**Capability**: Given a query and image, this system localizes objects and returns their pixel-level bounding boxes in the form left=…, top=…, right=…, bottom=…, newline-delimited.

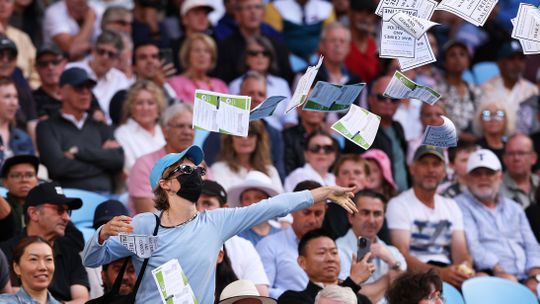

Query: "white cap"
left=466, top=149, right=502, bottom=173
left=180, top=0, right=214, bottom=16
left=219, top=280, right=277, bottom=304
left=227, top=171, right=281, bottom=207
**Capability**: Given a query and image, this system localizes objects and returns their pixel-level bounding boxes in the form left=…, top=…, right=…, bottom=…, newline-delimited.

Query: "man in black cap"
left=0, top=182, right=90, bottom=303
left=32, top=45, right=68, bottom=119
left=36, top=67, right=124, bottom=194
left=0, top=154, right=39, bottom=241
left=481, top=40, right=538, bottom=133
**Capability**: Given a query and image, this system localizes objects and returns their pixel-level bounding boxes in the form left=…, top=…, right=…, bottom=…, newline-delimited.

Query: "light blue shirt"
left=256, top=226, right=307, bottom=299
left=0, top=287, right=61, bottom=304
left=337, top=229, right=406, bottom=283
left=83, top=191, right=313, bottom=304
left=454, top=191, right=540, bottom=279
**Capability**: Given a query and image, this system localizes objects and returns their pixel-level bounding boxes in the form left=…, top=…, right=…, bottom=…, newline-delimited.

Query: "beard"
left=470, top=185, right=499, bottom=202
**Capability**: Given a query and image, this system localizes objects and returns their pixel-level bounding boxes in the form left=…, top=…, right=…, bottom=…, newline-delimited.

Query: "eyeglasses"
left=374, top=94, right=400, bottom=103
left=167, top=123, right=192, bottom=130
left=505, top=151, right=532, bottom=158
left=481, top=110, right=505, bottom=121
left=424, top=290, right=445, bottom=303
left=96, top=47, right=118, bottom=59
left=110, top=19, right=131, bottom=26
left=7, top=172, right=36, bottom=180
left=36, top=59, right=63, bottom=68
left=165, top=165, right=206, bottom=179
left=0, top=50, right=16, bottom=61
left=307, top=144, right=336, bottom=154
left=40, top=203, right=71, bottom=216
left=247, top=50, right=270, bottom=57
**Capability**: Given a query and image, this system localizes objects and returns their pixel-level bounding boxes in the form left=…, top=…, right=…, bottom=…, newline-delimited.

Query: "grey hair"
left=101, top=6, right=132, bottom=28
left=96, top=30, right=124, bottom=52
left=240, top=70, right=266, bottom=92
left=314, top=285, right=357, bottom=304
left=472, top=98, right=516, bottom=137
left=160, top=103, right=193, bottom=127
left=320, top=22, right=351, bottom=43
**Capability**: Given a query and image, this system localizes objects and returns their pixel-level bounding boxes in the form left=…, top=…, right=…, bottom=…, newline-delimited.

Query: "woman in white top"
left=211, top=120, right=283, bottom=191
left=114, top=80, right=166, bottom=174
left=284, top=130, right=337, bottom=191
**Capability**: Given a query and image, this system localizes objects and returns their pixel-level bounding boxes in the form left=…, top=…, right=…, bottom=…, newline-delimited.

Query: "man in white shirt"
left=386, top=145, right=474, bottom=288
left=337, top=189, right=406, bottom=304
left=67, top=30, right=132, bottom=123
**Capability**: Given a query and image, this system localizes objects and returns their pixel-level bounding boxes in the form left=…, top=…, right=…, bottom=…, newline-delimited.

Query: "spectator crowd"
left=0, top=0, right=539, bottom=302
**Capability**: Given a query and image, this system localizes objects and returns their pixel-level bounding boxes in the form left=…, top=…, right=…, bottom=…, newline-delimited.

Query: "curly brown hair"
left=218, top=120, right=272, bottom=175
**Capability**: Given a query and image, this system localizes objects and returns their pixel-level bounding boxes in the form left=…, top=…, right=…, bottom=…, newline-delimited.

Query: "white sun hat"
left=227, top=171, right=282, bottom=207
left=218, top=280, right=277, bottom=304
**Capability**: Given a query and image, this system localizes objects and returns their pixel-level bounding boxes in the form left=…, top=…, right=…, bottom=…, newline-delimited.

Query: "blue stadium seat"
left=472, top=61, right=500, bottom=85
left=64, top=188, right=108, bottom=229
left=0, top=186, right=7, bottom=197
left=462, top=277, right=538, bottom=304
left=462, top=69, right=475, bottom=85
left=79, top=226, right=97, bottom=243
left=443, top=282, right=464, bottom=304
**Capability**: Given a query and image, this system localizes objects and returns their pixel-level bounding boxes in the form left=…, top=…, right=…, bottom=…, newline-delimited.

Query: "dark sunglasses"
left=481, top=110, right=505, bottom=121
left=41, top=203, right=72, bottom=216
left=307, top=144, right=336, bottom=154
left=96, top=47, right=118, bottom=59
left=166, top=165, right=206, bottom=179
left=247, top=50, right=270, bottom=57
left=374, top=94, right=400, bottom=103
left=36, top=59, right=63, bottom=68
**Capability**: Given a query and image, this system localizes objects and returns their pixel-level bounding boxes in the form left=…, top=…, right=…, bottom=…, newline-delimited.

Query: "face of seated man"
left=298, top=235, right=341, bottom=284
left=101, top=258, right=136, bottom=295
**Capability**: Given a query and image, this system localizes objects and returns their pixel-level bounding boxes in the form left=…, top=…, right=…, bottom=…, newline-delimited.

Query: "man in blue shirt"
left=455, top=149, right=540, bottom=293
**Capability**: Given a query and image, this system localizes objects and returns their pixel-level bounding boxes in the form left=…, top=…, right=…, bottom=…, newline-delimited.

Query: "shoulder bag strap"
left=109, top=258, right=130, bottom=294
left=131, top=214, right=160, bottom=298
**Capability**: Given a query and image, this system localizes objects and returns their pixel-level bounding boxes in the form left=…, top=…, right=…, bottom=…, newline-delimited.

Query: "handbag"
left=86, top=214, right=160, bottom=304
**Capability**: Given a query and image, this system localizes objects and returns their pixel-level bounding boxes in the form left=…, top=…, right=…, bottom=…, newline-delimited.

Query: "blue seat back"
left=462, top=277, right=537, bottom=304
left=64, top=188, right=108, bottom=228
left=472, top=61, right=500, bottom=85
left=0, top=186, right=7, bottom=197
left=443, top=282, right=464, bottom=304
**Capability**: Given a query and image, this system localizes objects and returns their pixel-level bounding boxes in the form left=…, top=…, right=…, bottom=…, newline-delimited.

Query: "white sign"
left=422, top=116, right=458, bottom=147
left=286, top=56, right=324, bottom=112
left=331, top=105, right=381, bottom=150
left=119, top=234, right=159, bottom=259
left=436, top=0, right=498, bottom=27
left=152, top=259, right=197, bottom=304
left=384, top=71, right=441, bottom=105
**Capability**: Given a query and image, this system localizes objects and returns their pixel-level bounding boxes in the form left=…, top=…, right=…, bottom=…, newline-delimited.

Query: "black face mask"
left=176, top=171, right=203, bottom=202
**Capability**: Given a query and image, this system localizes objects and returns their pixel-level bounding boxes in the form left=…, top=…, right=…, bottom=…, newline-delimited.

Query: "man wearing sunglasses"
left=36, top=67, right=125, bottom=194
left=66, top=30, right=132, bottom=124
left=0, top=182, right=90, bottom=303
left=343, top=75, right=409, bottom=193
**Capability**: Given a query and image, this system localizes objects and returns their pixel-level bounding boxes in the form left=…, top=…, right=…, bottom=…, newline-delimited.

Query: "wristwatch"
left=391, top=261, right=402, bottom=271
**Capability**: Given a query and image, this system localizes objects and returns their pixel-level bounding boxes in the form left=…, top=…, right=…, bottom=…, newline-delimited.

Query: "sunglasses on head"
left=374, top=94, right=400, bottom=103
left=166, top=165, right=206, bottom=179
left=246, top=50, right=270, bottom=57
left=41, top=203, right=71, bottom=216
left=481, top=110, right=505, bottom=121
left=307, top=144, right=336, bottom=154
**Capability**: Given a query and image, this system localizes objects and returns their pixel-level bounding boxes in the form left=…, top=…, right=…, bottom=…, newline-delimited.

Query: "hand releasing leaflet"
left=286, top=56, right=324, bottom=112
left=119, top=234, right=158, bottom=259
left=511, top=18, right=540, bottom=54
left=303, top=81, right=365, bottom=112
left=384, top=71, right=441, bottom=105
left=250, top=96, right=287, bottom=120
left=152, top=259, right=197, bottom=304
left=421, top=115, right=457, bottom=147
left=390, top=12, right=438, bottom=39
left=193, top=90, right=251, bottom=137
left=435, top=0, right=498, bottom=27
left=331, top=105, right=381, bottom=150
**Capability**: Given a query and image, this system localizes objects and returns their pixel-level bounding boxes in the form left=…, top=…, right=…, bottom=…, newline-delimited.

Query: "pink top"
left=127, top=147, right=167, bottom=215
left=168, top=75, right=229, bottom=104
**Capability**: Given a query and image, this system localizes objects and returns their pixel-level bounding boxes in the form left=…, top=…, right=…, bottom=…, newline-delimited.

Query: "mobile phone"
left=357, top=237, right=371, bottom=262
left=159, top=48, right=174, bottom=65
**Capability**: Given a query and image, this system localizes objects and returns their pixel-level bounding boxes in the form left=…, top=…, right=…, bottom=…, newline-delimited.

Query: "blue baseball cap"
left=149, top=145, right=204, bottom=189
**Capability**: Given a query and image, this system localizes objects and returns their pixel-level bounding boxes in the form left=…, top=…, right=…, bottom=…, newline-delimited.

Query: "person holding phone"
left=83, top=145, right=359, bottom=304
left=336, top=190, right=406, bottom=304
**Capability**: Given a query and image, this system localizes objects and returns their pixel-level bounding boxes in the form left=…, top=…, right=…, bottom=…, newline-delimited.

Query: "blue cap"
left=149, top=145, right=204, bottom=189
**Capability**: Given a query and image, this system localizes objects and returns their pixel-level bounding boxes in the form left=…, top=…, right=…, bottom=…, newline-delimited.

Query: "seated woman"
left=0, top=236, right=60, bottom=304
left=284, top=130, right=338, bottom=192
left=0, top=78, right=34, bottom=164
left=114, top=80, right=167, bottom=174
left=228, top=36, right=294, bottom=131
left=82, top=145, right=358, bottom=303
left=211, top=120, right=282, bottom=191
left=168, top=33, right=228, bottom=104
left=473, top=99, right=515, bottom=167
